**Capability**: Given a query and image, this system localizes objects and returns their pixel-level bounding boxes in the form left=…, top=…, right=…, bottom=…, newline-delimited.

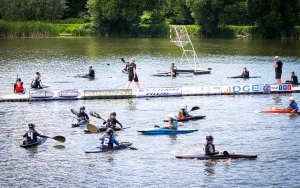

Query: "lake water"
left=0, top=37, right=300, bottom=187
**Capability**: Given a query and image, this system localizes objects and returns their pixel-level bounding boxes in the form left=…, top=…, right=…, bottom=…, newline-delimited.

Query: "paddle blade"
left=52, top=136, right=65, bottom=143
left=89, top=111, right=102, bottom=119
left=190, top=106, right=200, bottom=111
left=121, top=58, right=125, bottom=63
left=70, top=109, right=78, bottom=115
left=87, top=124, right=99, bottom=133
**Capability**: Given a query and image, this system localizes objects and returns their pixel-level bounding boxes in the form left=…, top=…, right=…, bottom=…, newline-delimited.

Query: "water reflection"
left=204, top=160, right=216, bottom=176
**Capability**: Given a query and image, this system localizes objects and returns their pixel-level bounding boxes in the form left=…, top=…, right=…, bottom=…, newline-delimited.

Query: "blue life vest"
left=101, top=135, right=113, bottom=149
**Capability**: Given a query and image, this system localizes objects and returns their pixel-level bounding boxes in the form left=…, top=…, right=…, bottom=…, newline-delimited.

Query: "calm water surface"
left=0, top=38, right=300, bottom=187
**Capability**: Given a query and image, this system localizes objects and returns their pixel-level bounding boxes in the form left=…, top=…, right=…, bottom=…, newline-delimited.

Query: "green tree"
left=0, top=0, right=66, bottom=21
left=164, top=0, right=194, bottom=25
left=248, top=0, right=300, bottom=38
left=186, top=0, right=225, bottom=37
left=63, top=0, right=88, bottom=19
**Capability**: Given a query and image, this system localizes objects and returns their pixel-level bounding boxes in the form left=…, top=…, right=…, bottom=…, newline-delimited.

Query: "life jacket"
left=289, top=101, right=298, bottom=111
left=205, top=142, right=215, bottom=156
left=26, top=130, right=38, bottom=143
left=178, top=108, right=187, bottom=119
left=171, top=119, right=178, bottom=127
left=101, top=135, right=113, bottom=149
left=106, top=118, right=117, bottom=128
left=15, top=82, right=24, bottom=92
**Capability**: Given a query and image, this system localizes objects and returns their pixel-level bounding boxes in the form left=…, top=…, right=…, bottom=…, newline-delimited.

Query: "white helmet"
left=181, top=103, right=187, bottom=109
left=168, top=113, right=176, bottom=119
left=289, top=97, right=295, bottom=101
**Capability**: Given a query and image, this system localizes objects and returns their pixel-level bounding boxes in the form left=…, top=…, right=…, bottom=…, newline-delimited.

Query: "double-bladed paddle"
left=120, top=143, right=137, bottom=150
left=89, top=111, right=103, bottom=120
left=87, top=124, right=99, bottom=133
left=70, top=109, right=78, bottom=116
left=190, top=106, right=200, bottom=112
left=51, top=136, right=66, bottom=143
left=121, top=58, right=126, bottom=64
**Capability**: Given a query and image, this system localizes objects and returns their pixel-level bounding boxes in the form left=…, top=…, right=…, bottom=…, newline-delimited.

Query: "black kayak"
left=85, top=142, right=132, bottom=153
left=228, top=76, right=261, bottom=79
left=163, top=115, right=206, bottom=122
left=175, top=153, right=257, bottom=160
left=84, top=126, right=123, bottom=134
left=20, top=137, right=47, bottom=148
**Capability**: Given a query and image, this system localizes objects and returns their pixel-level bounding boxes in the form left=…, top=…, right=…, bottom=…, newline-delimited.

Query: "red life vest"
left=15, top=82, right=24, bottom=92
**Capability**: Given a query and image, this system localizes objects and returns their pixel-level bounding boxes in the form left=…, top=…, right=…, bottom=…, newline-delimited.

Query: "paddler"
left=99, top=128, right=121, bottom=149
left=86, top=65, right=95, bottom=78
left=205, top=135, right=219, bottom=156
left=123, top=61, right=129, bottom=72
left=287, top=72, right=298, bottom=84
left=23, top=123, right=49, bottom=144
left=103, top=112, right=123, bottom=130
left=14, top=78, right=24, bottom=93
left=178, top=103, right=191, bottom=120
left=167, top=113, right=178, bottom=130
left=287, top=97, right=298, bottom=112
left=31, top=72, right=42, bottom=89
left=241, top=67, right=249, bottom=77
left=76, top=106, right=90, bottom=124
left=170, top=63, right=177, bottom=77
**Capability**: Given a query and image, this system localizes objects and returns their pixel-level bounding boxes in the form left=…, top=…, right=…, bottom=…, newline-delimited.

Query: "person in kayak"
left=273, top=56, right=283, bottom=84
left=86, top=66, right=95, bottom=78
left=178, top=103, right=191, bottom=120
left=167, top=113, right=178, bottom=130
left=14, top=78, right=25, bottom=93
left=126, top=57, right=140, bottom=89
left=286, top=72, right=298, bottom=84
left=241, top=67, right=249, bottom=77
left=31, top=72, right=42, bottom=89
left=76, top=106, right=90, bottom=124
left=99, top=128, right=120, bottom=149
left=23, top=123, right=49, bottom=144
left=205, top=135, right=219, bottom=156
left=170, top=63, right=177, bottom=77
left=287, top=97, right=298, bottom=112
left=103, top=112, right=123, bottom=130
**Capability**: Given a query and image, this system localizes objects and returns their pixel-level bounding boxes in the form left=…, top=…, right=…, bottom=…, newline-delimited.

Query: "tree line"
left=0, top=0, right=299, bottom=38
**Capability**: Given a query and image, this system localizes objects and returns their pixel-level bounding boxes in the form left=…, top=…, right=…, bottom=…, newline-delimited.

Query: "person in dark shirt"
left=204, top=135, right=219, bottom=156
left=273, top=56, right=283, bottom=84
left=126, top=57, right=140, bottom=89
left=286, top=72, right=298, bottom=84
left=31, top=72, right=43, bottom=89
left=170, top=63, right=177, bottom=77
left=241, top=67, right=249, bottom=77
left=23, top=123, right=48, bottom=144
left=103, top=112, right=123, bottom=130
left=87, top=66, right=95, bottom=78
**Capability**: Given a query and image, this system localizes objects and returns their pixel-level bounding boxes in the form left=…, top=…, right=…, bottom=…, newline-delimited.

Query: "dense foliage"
left=0, top=0, right=299, bottom=38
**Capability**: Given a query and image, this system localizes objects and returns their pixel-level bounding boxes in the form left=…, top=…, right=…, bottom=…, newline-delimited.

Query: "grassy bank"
left=1, top=19, right=299, bottom=39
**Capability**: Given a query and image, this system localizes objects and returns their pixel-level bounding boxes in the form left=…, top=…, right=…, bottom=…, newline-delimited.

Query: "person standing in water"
left=126, top=57, right=140, bottom=89
left=273, top=56, right=283, bottom=84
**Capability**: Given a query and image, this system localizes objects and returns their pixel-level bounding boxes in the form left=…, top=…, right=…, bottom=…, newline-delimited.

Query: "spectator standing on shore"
left=273, top=56, right=283, bottom=84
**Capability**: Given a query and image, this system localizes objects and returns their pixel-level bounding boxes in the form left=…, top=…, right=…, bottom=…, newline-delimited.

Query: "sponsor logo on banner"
left=137, top=87, right=182, bottom=97
left=29, top=89, right=81, bottom=101
left=84, top=89, right=132, bottom=99
left=182, top=86, right=221, bottom=95
left=232, top=84, right=265, bottom=93
left=270, top=84, right=292, bottom=91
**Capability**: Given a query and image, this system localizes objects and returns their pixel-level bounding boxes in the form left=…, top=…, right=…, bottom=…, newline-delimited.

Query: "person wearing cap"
left=170, top=63, right=177, bottom=77
left=205, top=135, right=219, bottom=156
left=31, top=72, right=42, bottom=89
left=286, top=72, right=298, bottom=84
left=287, top=97, right=298, bottom=112
left=241, top=67, right=249, bottom=78
left=99, top=128, right=120, bottom=149
left=23, top=123, right=49, bottom=144
left=76, top=106, right=90, bottom=124
left=86, top=66, right=95, bottom=78
left=167, top=113, right=178, bottom=130
left=103, top=112, right=123, bottom=130
left=14, top=78, right=24, bottom=93
left=178, top=103, right=191, bottom=120
left=126, top=57, right=140, bottom=89
left=273, top=56, right=283, bottom=84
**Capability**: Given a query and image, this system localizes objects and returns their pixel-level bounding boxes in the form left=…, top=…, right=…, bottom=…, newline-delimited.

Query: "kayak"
left=261, top=109, right=299, bottom=114
left=228, top=76, right=261, bottom=79
left=20, top=137, right=47, bottom=148
left=285, top=81, right=300, bottom=86
left=84, top=126, right=122, bottom=134
left=71, top=120, right=88, bottom=128
left=85, top=142, right=132, bottom=153
left=175, top=153, right=257, bottom=160
left=163, top=115, right=206, bottom=122
left=138, top=127, right=198, bottom=135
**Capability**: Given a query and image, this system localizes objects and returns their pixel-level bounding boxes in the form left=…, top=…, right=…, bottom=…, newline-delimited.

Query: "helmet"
left=206, top=135, right=214, bottom=141
left=80, top=106, right=85, bottom=110
left=168, top=113, right=176, bottom=119
left=289, top=97, right=295, bottom=101
left=110, top=112, right=116, bottom=116
left=106, top=128, right=114, bottom=134
left=28, top=123, right=35, bottom=128
left=182, top=103, right=187, bottom=109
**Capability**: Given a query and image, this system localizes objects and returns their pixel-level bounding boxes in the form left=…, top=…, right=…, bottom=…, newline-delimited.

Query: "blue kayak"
left=138, top=127, right=198, bottom=135
left=20, top=137, right=47, bottom=148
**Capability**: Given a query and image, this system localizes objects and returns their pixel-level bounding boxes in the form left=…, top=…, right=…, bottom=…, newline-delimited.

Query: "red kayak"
left=261, top=109, right=299, bottom=114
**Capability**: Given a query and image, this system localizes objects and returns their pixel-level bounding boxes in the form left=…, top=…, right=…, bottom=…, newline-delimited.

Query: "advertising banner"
left=182, top=86, right=222, bottom=95
left=137, top=87, right=182, bottom=97
left=29, top=89, right=82, bottom=101
left=84, top=89, right=132, bottom=99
